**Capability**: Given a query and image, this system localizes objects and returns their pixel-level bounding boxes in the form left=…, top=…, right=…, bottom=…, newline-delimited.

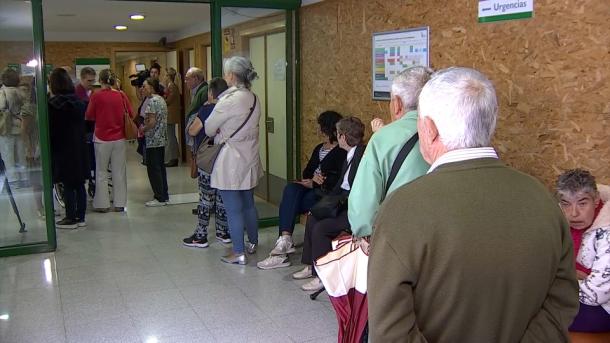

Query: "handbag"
left=190, top=151, right=198, bottom=179
left=196, top=94, right=257, bottom=174
left=310, top=192, right=349, bottom=220
left=122, top=97, right=137, bottom=140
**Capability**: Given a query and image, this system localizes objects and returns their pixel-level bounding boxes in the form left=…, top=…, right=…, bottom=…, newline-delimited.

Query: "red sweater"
left=570, top=201, right=604, bottom=275
left=85, top=89, right=134, bottom=141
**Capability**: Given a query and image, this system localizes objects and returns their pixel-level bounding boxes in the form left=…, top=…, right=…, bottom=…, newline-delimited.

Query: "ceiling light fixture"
left=130, top=14, right=145, bottom=20
left=114, top=25, right=128, bottom=31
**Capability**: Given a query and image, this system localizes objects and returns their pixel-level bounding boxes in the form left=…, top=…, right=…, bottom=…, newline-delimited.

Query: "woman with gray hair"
left=204, top=56, right=263, bottom=265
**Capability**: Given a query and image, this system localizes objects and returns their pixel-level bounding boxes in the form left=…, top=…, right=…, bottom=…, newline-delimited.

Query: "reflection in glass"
left=0, top=0, right=48, bottom=247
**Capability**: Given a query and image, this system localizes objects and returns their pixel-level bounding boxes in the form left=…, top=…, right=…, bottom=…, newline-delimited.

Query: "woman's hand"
left=296, top=179, right=314, bottom=188
left=312, top=173, right=326, bottom=185
left=576, top=270, right=589, bottom=280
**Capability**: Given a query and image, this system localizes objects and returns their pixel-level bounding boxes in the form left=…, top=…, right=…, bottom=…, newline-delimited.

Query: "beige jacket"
left=205, top=86, right=262, bottom=190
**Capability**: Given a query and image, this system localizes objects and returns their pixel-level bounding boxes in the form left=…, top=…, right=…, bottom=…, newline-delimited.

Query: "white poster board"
left=372, top=27, right=429, bottom=100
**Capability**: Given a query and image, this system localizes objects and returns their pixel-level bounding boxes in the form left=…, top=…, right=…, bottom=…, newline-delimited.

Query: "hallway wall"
left=299, top=0, right=610, bottom=187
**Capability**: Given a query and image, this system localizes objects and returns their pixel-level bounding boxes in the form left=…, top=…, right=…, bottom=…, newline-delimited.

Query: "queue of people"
left=11, top=52, right=606, bottom=341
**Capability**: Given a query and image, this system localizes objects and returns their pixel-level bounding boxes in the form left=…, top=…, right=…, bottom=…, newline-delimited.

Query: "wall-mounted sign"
left=372, top=27, right=429, bottom=101
left=478, top=0, right=534, bottom=23
left=7, top=63, right=20, bottom=72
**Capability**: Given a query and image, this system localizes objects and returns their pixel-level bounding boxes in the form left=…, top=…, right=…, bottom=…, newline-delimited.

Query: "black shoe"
left=56, top=218, right=78, bottom=229
left=182, top=234, right=209, bottom=248
left=216, top=233, right=232, bottom=244
left=192, top=208, right=198, bottom=215
left=165, top=160, right=179, bottom=167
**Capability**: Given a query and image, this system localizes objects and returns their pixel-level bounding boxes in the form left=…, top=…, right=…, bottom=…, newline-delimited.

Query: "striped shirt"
left=315, top=146, right=333, bottom=175
left=428, top=147, right=498, bottom=173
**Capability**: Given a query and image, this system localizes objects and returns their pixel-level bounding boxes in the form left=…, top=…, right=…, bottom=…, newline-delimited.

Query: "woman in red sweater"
left=85, top=69, right=134, bottom=212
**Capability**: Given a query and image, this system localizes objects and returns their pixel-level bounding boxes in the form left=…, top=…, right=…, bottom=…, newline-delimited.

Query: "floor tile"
left=65, top=314, right=140, bottom=343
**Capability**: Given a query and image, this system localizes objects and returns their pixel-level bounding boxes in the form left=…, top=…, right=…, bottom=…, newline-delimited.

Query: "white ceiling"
left=0, top=0, right=324, bottom=42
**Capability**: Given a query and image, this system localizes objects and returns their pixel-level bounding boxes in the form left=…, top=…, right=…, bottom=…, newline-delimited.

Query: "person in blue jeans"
left=257, top=111, right=346, bottom=270
left=204, top=56, right=263, bottom=265
left=182, top=77, right=230, bottom=248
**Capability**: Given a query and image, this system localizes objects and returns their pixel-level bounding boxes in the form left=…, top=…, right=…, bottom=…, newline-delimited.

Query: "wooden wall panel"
left=300, top=0, right=610, bottom=187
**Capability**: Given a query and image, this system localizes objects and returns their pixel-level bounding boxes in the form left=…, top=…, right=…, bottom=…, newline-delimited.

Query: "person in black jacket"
left=257, top=111, right=346, bottom=270
left=49, top=68, right=89, bottom=229
left=296, top=116, right=366, bottom=291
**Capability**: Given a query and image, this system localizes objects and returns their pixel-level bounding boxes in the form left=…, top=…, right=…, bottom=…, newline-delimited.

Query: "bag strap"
left=229, top=94, right=257, bottom=139
left=384, top=133, right=419, bottom=197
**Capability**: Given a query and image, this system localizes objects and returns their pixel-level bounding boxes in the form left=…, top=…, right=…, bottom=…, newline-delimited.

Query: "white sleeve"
left=579, top=228, right=610, bottom=306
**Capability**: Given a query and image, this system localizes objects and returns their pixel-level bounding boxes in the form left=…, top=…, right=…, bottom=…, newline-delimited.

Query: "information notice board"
left=372, top=27, right=430, bottom=100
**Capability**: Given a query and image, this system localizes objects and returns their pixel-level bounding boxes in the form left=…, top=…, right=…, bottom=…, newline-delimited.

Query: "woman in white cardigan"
left=556, top=169, right=610, bottom=336
left=205, top=56, right=263, bottom=265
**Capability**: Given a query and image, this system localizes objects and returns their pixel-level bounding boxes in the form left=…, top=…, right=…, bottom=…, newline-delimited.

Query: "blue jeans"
left=278, top=183, right=318, bottom=235
left=219, top=189, right=258, bottom=254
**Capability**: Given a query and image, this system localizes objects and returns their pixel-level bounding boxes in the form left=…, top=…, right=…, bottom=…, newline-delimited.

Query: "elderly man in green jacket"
left=184, top=67, right=208, bottom=147
left=348, top=66, right=432, bottom=238
left=369, top=67, right=579, bottom=342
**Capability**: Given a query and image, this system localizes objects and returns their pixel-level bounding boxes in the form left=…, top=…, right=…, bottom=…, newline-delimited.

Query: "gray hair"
left=223, top=56, right=258, bottom=88
left=186, top=67, right=205, bottom=82
left=556, top=169, right=599, bottom=199
left=391, top=66, right=434, bottom=112
left=418, top=67, right=498, bottom=150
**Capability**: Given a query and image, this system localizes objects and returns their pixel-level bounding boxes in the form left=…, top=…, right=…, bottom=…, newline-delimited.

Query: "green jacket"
left=348, top=110, right=429, bottom=237
left=369, top=158, right=579, bottom=342
left=185, top=82, right=208, bottom=119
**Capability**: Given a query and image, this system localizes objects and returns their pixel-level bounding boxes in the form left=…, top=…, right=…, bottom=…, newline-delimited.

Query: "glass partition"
left=0, top=0, right=54, bottom=256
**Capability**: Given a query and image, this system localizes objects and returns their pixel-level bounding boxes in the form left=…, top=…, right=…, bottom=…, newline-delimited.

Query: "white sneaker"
left=257, top=255, right=291, bottom=270
left=301, top=277, right=324, bottom=292
left=292, top=266, right=313, bottom=280
left=145, top=199, right=168, bottom=207
left=270, top=235, right=296, bottom=255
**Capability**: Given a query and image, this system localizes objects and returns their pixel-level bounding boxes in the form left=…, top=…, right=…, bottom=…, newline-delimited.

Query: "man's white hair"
left=391, top=66, right=434, bottom=112
left=186, top=67, right=205, bottom=81
left=418, top=67, right=498, bottom=150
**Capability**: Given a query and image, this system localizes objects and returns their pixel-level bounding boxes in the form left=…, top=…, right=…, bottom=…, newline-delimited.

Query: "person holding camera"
left=142, top=77, right=169, bottom=207
left=85, top=69, right=134, bottom=212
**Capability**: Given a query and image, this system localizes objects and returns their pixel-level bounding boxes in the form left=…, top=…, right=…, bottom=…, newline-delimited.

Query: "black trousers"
left=64, top=183, right=86, bottom=220
left=301, top=209, right=350, bottom=276
left=146, top=147, right=169, bottom=202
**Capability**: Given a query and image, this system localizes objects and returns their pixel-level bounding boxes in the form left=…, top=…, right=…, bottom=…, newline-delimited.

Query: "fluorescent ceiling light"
left=114, top=25, right=128, bottom=31
left=130, top=14, right=145, bottom=20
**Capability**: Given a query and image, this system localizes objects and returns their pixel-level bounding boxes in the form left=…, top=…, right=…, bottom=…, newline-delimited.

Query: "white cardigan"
left=204, top=86, right=263, bottom=190
left=577, top=184, right=610, bottom=314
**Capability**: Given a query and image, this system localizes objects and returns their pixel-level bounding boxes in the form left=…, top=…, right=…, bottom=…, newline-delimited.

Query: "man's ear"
left=423, top=116, right=439, bottom=142
left=392, top=95, right=403, bottom=120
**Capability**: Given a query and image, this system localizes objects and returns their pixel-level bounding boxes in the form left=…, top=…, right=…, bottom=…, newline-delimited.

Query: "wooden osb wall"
left=300, top=0, right=610, bottom=187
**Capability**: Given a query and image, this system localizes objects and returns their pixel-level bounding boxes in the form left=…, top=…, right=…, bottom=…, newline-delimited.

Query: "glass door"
left=218, top=5, right=298, bottom=225
left=0, top=0, right=56, bottom=256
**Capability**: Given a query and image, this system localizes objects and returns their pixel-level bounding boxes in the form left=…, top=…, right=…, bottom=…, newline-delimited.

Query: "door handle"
left=266, top=117, right=274, bottom=133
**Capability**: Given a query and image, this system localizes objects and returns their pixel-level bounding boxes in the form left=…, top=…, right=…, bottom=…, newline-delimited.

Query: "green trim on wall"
left=211, top=1, right=222, bottom=78
left=258, top=216, right=280, bottom=228
left=217, top=0, right=300, bottom=9
left=478, top=11, right=533, bottom=23
left=74, top=58, right=111, bottom=65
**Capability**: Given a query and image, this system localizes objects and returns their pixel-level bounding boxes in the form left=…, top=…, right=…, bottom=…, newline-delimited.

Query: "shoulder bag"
left=122, top=94, right=138, bottom=140
left=196, top=94, right=256, bottom=174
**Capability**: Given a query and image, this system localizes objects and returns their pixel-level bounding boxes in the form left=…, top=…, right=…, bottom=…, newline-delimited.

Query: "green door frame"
left=0, top=0, right=56, bottom=257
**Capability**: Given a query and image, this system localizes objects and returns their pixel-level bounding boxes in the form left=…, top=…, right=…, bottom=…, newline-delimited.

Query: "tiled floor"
left=0, top=153, right=337, bottom=343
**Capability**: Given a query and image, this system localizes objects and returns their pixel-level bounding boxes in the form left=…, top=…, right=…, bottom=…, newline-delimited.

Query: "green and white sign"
left=478, top=0, right=533, bottom=23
